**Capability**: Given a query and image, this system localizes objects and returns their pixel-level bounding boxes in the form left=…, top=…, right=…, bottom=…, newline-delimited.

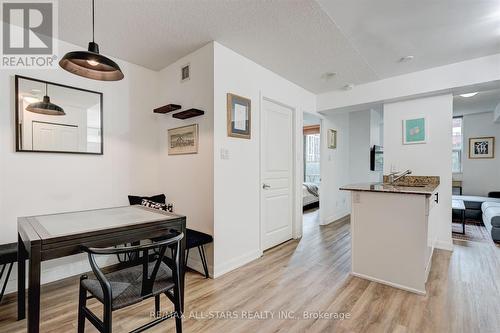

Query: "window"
left=452, top=117, right=463, bottom=173
left=304, top=133, right=320, bottom=183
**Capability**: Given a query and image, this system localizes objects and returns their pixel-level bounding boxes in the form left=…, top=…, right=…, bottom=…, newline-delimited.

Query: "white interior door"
left=32, top=122, right=79, bottom=151
left=261, top=98, right=293, bottom=250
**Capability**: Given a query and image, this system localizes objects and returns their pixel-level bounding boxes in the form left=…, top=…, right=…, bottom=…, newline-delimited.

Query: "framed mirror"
left=15, top=75, right=103, bottom=154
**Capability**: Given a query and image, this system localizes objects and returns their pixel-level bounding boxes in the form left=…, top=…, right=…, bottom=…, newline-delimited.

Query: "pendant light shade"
left=59, top=0, right=124, bottom=81
left=26, top=84, right=65, bottom=116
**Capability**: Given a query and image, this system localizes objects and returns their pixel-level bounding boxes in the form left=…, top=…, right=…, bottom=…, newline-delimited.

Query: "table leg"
left=28, top=242, right=41, bottom=333
left=179, top=229, right=186, bottom=313
left=17, top=233, right=26, bottom=320
left=461, top=210, right=466, bottom=235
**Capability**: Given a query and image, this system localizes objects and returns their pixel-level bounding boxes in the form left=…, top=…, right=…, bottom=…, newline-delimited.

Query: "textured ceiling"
left=58, top=0, right=500, bottom=94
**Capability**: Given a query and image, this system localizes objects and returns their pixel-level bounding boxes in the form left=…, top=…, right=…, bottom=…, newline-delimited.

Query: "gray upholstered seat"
left=81, top=261, right=175, bottom=310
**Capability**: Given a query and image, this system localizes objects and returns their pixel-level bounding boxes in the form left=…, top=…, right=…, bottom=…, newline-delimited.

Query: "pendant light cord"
left=91, top=0, right=95, bottom=43
left=45, top=83, right=48, bottom=96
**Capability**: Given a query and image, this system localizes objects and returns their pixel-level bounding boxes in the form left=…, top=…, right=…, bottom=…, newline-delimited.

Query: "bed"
left=303, top=182, right=319, bottom=209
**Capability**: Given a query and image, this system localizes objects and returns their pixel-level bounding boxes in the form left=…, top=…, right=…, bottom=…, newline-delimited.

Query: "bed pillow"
left=128, top=194, right=166, bottom=205
left=141, top=199, right=173, bottom=212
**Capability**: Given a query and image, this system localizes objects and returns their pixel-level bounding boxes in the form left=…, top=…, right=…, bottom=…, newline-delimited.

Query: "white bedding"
left=303, top=184, right=319, bottom=206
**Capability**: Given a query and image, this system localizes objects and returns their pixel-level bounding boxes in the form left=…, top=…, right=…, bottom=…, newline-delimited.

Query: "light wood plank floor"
left=1, top=209, right=499, bottom=333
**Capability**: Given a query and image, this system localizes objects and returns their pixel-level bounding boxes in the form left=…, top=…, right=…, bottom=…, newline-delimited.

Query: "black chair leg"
left=155, top=294, right=160, bottom=314
left=185, top=248, right=190, bottom=267
left=77, top=284, right=87, bottom=333
left=173, top=286, right=183, bottom=333
left=0, top=262, right=13, bottom=303
left=197, top=246, right=209, bottom=278
left=103, top=303, right=112, bottom=333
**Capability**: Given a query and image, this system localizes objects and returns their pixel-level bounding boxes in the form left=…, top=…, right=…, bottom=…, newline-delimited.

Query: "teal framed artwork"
left=403, top=117, right=427, bottom=144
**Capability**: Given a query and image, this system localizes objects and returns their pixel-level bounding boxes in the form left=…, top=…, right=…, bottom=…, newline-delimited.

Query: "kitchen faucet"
left=387, top=169, right=412, bottom=184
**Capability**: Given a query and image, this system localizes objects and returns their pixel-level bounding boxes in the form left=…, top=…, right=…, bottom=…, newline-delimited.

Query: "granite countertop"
left=340, top=176, right=440, bottom=196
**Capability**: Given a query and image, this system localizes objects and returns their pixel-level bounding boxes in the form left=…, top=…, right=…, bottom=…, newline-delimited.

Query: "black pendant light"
left=26, top=83, right=65, bottom=116
left=59, top=0, right=124, bottom=81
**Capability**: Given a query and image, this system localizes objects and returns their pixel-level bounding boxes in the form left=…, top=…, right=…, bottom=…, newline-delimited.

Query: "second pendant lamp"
left=59, top=0, right=124, bottom=81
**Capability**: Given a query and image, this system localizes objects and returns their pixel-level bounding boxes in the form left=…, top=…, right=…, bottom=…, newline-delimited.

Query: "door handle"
left=263, top=183, right=271, bottom=189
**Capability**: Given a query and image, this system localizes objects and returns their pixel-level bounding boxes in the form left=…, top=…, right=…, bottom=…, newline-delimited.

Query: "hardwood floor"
left=1, top=209, right=499, bottom=332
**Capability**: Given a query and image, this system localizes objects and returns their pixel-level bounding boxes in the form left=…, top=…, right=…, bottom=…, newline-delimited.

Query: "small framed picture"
left=168, top=124, right=198, bottom=155
left=328, top=129, right=337, bottom=149
left=227, top=93, right=251, bottom=139
left=403, top=117, right=427, bottom=144
left=469, top=137, right=495, bottom=159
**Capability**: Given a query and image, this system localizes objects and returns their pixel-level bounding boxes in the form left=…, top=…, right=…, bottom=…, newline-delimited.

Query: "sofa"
left=482, top=202, right=500, bottom=242
left=453, top=195, right=500, bottom=242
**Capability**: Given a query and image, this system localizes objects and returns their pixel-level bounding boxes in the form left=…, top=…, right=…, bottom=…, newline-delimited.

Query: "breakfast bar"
left=340, top=176, right=440, bottom=295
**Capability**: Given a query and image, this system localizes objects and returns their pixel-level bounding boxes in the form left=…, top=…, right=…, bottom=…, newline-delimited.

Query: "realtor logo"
left=1, top=0, right=58, bottom=68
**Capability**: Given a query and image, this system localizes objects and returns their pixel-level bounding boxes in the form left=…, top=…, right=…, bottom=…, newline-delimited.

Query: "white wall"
left=156, top=43, right=215, bottom=275
left=318, top=54, right=500, bottom=112
left=383, top=94, right=453, bottom=251
left=348, top=110, right=383, bottom=184
left=461, top=111, right=500, bottom=196
left=0, top=40, right=162, bottom=293
left=495, top=103, right=500, bottom=123
left=212, top=42, right=316, bottom=277
left=320, top=112, right=351, bottom=225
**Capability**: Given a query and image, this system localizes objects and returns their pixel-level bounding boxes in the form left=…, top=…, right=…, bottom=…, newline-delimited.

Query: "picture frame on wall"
left=168, top=124, right=199, bottom=155
left=469, top=137, right=495, bottom=159
left=403, top=117, right=427, bottom=144
left=227, top=93, right=251, bottom=139
left=327, top=129, right=337, bottom=149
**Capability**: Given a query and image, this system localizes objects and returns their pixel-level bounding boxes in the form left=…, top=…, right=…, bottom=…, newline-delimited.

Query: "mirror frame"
left=15, top=75, right=104, bottom=155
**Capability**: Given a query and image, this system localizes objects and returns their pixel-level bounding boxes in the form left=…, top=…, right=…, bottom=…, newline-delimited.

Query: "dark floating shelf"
left=153, top=104, right=181, bottom=114
left=172, top=108, right=205, bottom=119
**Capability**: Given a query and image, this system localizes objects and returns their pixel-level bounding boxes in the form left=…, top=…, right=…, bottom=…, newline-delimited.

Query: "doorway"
left=302, top=113, right=321, bottom=228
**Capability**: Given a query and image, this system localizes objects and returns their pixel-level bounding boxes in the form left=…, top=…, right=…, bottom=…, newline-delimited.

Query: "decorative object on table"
left=141, top=199, right=173, bottom=212
left=0, top=242, right=17, bottom=303
left=327, top=129, right=337, bottom=149
left=403, top=117, right=427, bottom=144
left=59, top=0, right=124, bottom=81
left=25, top=82, right=65, bottom=116
left=469, top=137, right=495, bottom=159
left=15, top=75, right=103, bottom=155
left=168, top=124, right=199, bottom=155
left=227, top=93, right=251, bottom=139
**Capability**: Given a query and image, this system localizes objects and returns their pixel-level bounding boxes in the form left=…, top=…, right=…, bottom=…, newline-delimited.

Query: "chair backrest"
left=81, top=232, right=184, bottom=298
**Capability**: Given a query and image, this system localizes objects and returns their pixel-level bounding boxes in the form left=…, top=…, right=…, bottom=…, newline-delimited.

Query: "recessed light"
left=343, top=83, right=355, bottom=90
left=321, top=72, right=337, bottom=80
left=459, top=92, right=478, bottom=98
left=399, top=55, right=414, bottom=63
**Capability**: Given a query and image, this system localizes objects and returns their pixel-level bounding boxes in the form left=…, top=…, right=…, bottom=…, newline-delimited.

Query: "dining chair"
left=78, top=232, right=184, bottom=333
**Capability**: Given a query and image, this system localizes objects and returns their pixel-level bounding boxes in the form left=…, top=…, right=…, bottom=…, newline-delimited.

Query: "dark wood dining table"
left=17, top=205, right=186, bottom=333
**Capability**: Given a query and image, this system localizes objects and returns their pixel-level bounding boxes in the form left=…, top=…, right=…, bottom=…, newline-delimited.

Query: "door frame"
left=302, top=111, right=323, bottom=221
left=259, top=93, right=299, bottom=253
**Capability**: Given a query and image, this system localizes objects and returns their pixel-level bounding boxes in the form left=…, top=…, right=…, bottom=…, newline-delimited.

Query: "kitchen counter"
left=340, top=175, right=440, bottom=295
left=340, top=182, right=439, bottom=196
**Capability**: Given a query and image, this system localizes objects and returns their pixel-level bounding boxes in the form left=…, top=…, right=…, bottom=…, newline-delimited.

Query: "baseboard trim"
left=351, top=271, right=426, bottom=295
left=321, top=213, right=350, bottom=226
left=213, top=250, right=262, bottom=278
left=435, top=239, right=454, bottom=251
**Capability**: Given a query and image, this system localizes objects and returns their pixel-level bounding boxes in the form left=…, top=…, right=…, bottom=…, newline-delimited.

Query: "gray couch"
left=453, top=195, right=500, bottom=242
